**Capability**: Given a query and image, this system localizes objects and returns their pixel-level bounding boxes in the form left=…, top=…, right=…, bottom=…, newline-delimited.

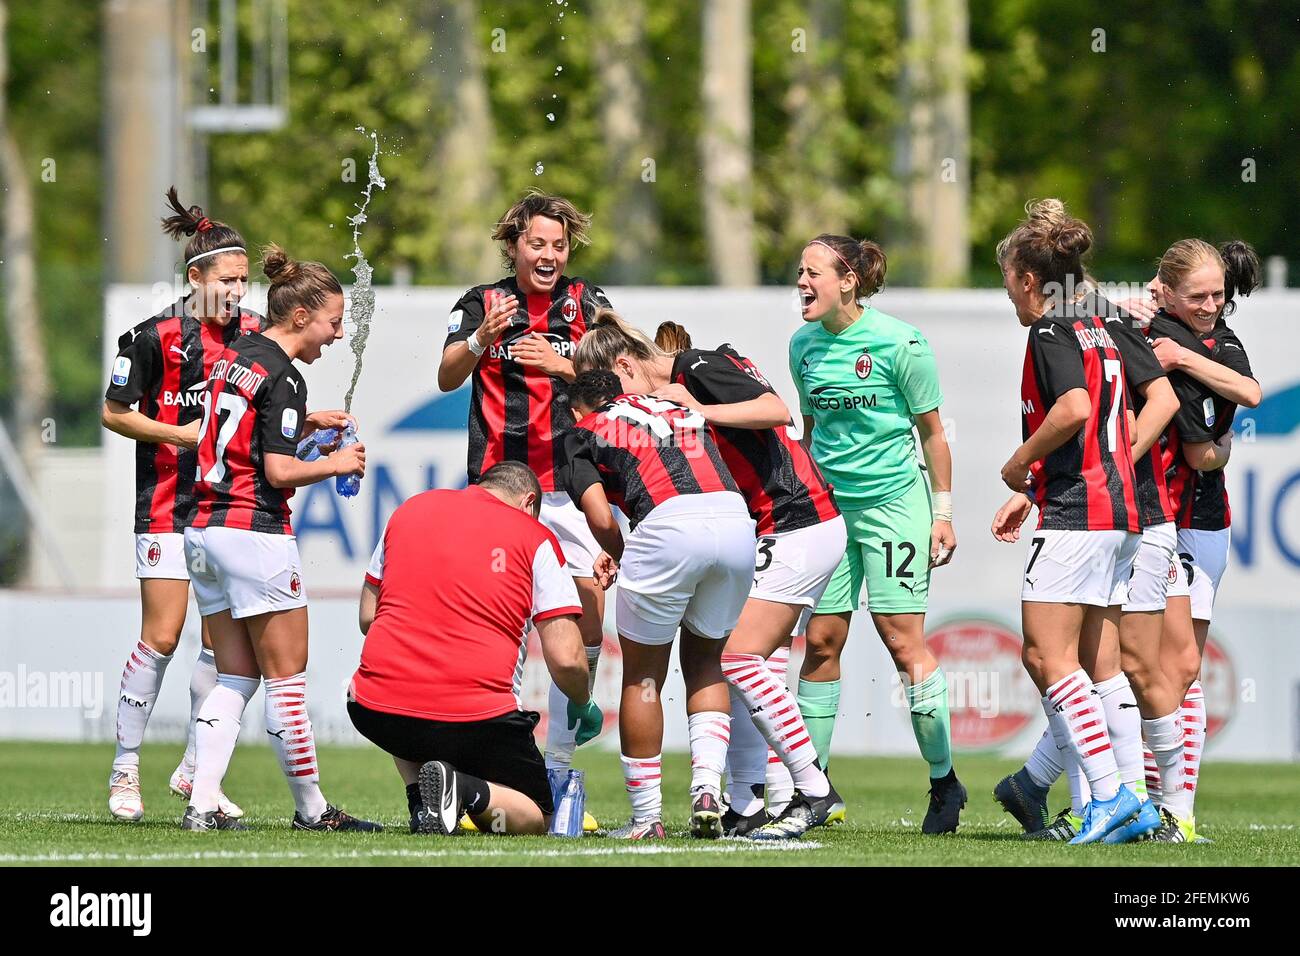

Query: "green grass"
left=1, top=742, right=1297, bottom=866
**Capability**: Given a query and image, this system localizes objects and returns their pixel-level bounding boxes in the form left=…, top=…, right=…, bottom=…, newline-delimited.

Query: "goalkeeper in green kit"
left=789, top=234, right=965, bottom=833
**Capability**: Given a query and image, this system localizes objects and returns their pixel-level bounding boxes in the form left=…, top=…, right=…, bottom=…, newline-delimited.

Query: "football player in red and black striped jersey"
left=560, top=370, right=756, bottom=839
left=989, top=200, right=1145, bottom=844
left=574, top=311, right=844, bottom=837
left=180, top=245, right=377, bottom=834
left=101, top=189, right=261, bottom=823
left=436, top=191, right=614, bottom=791
left=994, top=286, right=1182, bottom=843
left=1140, top=239, right=1261, bottom=840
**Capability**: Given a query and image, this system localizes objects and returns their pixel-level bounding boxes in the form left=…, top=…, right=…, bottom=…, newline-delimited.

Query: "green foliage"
left=3, top=1, right=1299, bottom=445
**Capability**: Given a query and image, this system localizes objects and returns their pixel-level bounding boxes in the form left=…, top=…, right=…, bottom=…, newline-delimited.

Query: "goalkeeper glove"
left=566, top=698, right=603, bottom=746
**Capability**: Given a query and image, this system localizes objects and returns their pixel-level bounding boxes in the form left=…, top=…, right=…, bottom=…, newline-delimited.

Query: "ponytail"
left=161, top=186, right=246, bottom=273
left=574, top=309, right=669, bottom=374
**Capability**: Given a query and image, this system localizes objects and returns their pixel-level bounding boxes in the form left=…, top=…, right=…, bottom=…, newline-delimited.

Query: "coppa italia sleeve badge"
left=281, top=408, right=299, bottom=438
left=112, top=355, right=132, bottom=387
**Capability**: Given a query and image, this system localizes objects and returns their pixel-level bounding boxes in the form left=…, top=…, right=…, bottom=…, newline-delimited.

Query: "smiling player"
left=437, top=192, right=612, bottom=816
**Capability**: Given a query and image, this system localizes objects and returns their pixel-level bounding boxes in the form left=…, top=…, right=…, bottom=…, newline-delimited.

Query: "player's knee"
left=138, top=629, right=180, bottom=657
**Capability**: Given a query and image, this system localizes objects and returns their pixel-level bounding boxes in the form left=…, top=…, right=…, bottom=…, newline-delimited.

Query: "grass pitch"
left=1, top=742, right=1297, bottom=866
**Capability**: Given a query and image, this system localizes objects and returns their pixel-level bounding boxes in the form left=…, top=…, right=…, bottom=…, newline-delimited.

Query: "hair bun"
left=260, top=243, right=298, bottom=284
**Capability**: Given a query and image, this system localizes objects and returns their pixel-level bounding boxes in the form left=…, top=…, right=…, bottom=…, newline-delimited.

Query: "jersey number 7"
left=196, top=391, right=250, bottom=483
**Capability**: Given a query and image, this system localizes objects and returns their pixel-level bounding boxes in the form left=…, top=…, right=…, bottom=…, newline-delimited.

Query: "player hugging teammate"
left=102, top=189, right=262, bottom=822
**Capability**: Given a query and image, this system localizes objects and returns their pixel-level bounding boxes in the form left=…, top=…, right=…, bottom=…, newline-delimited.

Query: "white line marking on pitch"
left=0, top=841, right=823, bottom=864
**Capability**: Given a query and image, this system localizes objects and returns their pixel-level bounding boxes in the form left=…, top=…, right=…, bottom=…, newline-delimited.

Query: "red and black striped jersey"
left=105, top=299, right=263, bottom=533
left=560, top=394, right=741, bottom=530
left=1020, top=298, right=1141, bottom=532
left=1189, top=322, right=1254, bottom=531
left=192, top=332, right=306, bottom=535
left=444, top=275, right=611, bottom=491
left=672, top=345, right=839, bottom=535
left=1146, top=312, right=1247, bottom=530
left=1104, top=314, right=1173, bottom=526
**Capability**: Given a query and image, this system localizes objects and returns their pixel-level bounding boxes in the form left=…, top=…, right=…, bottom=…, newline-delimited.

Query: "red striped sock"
left=621, top=753, right=663, bottom=822
left=1181, top=681, right=1206, bottom=812
left=687, top=710, right=730, bottom=797
left=1047, top=669, right=1119, bottom=801
left=113, top=641, right=173, bottom=771
left=265, top=673, right=327, bottom=822
left=1143, top=742, right=1162, bottom=801
left=722, top=652, right=826, bottom=797
left=764, top=645, right=796, bottom=809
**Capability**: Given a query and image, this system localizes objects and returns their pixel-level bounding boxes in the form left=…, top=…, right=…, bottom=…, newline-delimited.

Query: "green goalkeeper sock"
left=906, top=667, right=953, bottom=779
left=796, top=678, right=840, bottom=771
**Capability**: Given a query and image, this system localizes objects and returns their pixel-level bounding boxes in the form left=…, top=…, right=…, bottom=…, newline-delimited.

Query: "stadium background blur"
left=1, top=2, right=1297, bottom=764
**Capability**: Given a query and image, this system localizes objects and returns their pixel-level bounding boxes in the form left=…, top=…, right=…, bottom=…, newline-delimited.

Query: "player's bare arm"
left=264, top=444, right=365, bottom=490
left=536, top=614, right=591, bottom=707
left=358, top=580, right=379, bottom=635
left=1183, top=432, right=1233, bottom=472
left=1152, top=337, right=1262, bottom=408
left=101, top=399, right=201, bottom=449
left=1129, top=377, right=1179, bottom=459
left=437, top=293, right=518, bottom=392
left=1000, top=386, right=1090, bottom=492
left=915, top=408, right=956, bottom=567
left=651, top=382, right=789, bottom=429
left=578, top=483, right=623, bottom=561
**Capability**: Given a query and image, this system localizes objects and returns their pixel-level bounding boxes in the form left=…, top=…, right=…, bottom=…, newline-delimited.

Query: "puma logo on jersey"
left=898, top=581, right=918, bottom=594
left=1038, top=327, right=1055, bottom=336
left=170, top=345, right=192, bottom=361
left=691, top=357, right=708, bottom=371
left=286, top=377, right=299, bottom=394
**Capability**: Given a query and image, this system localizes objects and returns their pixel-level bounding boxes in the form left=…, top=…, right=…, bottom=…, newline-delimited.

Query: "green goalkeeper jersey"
left=788, top=307, right=943, bottom=510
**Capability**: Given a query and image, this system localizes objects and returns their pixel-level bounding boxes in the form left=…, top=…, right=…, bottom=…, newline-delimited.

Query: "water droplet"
left=534, top=162, right=545, bottom=175
left=546, top=113, right=555, bottom=122
left=554, top=65, right=563, bottom=75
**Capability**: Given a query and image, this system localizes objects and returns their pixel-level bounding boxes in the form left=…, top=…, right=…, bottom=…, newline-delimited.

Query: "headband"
left=186, top=245, right=245, bottom=267
left=808, top=240, right=857, bottom=284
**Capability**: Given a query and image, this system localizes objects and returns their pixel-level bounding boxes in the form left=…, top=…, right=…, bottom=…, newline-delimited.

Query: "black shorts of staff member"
left=347, top=700, right=555, bottom=830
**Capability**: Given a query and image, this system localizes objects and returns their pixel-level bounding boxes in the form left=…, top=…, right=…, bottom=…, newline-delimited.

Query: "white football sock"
left=1096, top=672, right=1143, bottom=799
left=544, top=645, right=601, bottom=771
left=621, top=753, right=663, bottom=823
left=1047, top=670, right=1118, bottom=802
left=721, top=653, right=827, bottom=798
left=724, top=683, right=767, bottom=815
left=1181, top=681, right=1206, bottom=816
left=180, top=646, right=219, bottom=776
left=1142, top=711, right=1187, bottom=817
left=1143, top=743, right=1162, bottom=802
left=1025, top=725, right=1063, bottom=791
left=1043, top=694, right=1090, bottom=814
left=687, top=711, right=730, bottom=797
left=190, top=673, right=258, bottom=814
left=265, top=672, right=328, bottom=822
left=764, top=645, right=796, bottom=811
left=113, top=641, right=173, bottom=773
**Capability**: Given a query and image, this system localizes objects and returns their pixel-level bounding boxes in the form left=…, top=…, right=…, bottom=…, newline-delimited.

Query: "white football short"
left=752, top=515, right=847, bottom=609
left=135, top=532, right=189, bottom=581
left=539, top=491, right=600, bottom=578
left=616, top=492, right=756, bottom=645
left=1121, top=521, right=1178, bottom=613
left=1020, top=528, right=1140, bottom=607
left=183, top=526, right=307, bottom=619
left=1177, top=528, right=1230, bottom=622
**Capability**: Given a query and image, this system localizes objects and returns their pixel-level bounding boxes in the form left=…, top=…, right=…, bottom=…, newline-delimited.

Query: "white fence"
left=1, top=284, right=1297, bottom=758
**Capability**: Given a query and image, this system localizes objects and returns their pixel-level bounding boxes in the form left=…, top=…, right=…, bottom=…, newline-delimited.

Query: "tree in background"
left=0, top=0, right=52, bottom=581
left=701, top=0, right=759, bottom=285
left=592, top=0, right=661, bottom=285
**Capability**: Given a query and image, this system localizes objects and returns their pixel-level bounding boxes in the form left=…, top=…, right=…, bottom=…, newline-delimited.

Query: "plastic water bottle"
left=335, top=422, right=362, bottom=498
left=295, top=427, right=339, bottom=462
left=548, top=768, right=586, bottom=837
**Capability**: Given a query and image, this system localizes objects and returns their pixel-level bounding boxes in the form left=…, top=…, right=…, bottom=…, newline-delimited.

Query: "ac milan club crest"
left=146, top=542, right=162, bottom=567
left=289, top=572, right=302, bottom=597
left=560, top=296, right=579, bottom=324
left=855, top=350, right=873, bottom=379
left=1167, top=561, right=1179, bottom=584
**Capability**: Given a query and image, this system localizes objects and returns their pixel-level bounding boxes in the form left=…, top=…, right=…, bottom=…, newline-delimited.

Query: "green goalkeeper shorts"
left=816, top=473, right=933, bottom=615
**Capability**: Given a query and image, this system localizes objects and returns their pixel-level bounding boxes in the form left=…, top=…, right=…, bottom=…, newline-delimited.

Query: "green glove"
left=566, top=698, right=603, bottom=746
